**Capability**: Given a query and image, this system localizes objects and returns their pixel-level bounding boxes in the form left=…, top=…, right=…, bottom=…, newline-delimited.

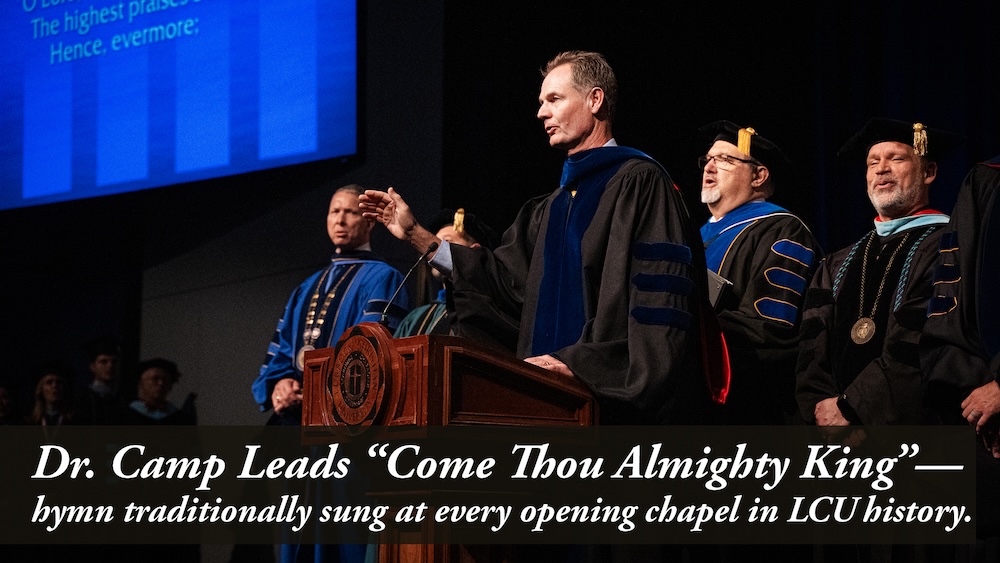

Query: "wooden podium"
left=301, top=323, right=598, bottom=562
left=302, top=322, right=597, bottom=435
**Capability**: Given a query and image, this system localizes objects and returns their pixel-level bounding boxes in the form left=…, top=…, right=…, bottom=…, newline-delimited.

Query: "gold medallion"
left=296, top=344, right=316, bottom=371
left=851, top=317, right=875, bottom=345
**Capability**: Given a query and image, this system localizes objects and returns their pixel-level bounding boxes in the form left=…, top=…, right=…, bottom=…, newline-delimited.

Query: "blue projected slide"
left=0, top=0, right=357, bottom=211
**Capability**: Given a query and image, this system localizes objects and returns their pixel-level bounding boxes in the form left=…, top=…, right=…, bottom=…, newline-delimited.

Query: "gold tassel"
left=737, top=127, right=756, bottom=156
left=453, top=208, right=466, bottom=235
left=913, top=123, right=928, bottom=157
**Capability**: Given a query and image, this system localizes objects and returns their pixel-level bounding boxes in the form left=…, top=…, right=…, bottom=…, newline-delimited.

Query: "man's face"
left=537, top=63, right=597, bottom=154
left=89, top=354, right=119, bottom=385
left=137, top=367, right=172, bottom=406
left=327, top=190, right=373, bottom=250
left=701, top=141, right=761, bottom=211
left=865, top=141, right=934, bottom=220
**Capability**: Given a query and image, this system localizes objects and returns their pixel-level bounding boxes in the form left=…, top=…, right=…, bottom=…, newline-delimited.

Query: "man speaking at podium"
left=361, top=51, right=710, bottom=424
left=253, top=184, right=408, bottom=425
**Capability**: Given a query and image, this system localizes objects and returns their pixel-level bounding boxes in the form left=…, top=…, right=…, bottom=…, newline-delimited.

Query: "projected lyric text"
left=2, top=0, right=357, bottom=210
left=23, top=0, right=204, bottom=64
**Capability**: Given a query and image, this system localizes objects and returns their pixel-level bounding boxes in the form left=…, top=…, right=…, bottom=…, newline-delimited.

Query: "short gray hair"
left=542, top=51, right=617, bottom=123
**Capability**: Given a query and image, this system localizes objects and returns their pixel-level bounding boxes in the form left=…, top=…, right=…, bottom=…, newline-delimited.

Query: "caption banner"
left=0, top=425, right=976, bottom=545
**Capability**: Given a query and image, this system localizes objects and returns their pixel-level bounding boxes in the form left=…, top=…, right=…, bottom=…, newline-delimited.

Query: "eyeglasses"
left=698, top=154, right=758, bottom=170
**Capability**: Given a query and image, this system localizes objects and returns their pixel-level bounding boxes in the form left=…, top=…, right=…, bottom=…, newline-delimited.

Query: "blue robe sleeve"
left=251, top=260, right=407, bottom=413
left=252, top=274, right=316, bottom=411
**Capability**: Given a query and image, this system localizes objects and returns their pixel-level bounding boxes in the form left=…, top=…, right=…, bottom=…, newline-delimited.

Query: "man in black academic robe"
left=921, top=155, right=1000, bottom=538
left=796, top=118, right=961, bottom=426
left=362, top=51, right=713, bottom=424
left=697, top=120, right=821, bottom=424
left=76, top=335, right=127, bottom=425
left=794, top=117, right=967, bottom=563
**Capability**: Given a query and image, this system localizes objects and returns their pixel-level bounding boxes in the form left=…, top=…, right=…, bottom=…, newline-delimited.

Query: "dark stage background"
left=441, top=2, right=1000, bottom=250
left=2, top=1, right=999, bottom=422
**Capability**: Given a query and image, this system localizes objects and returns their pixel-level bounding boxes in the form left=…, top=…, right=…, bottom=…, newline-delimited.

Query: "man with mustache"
left=698, top=120, right=820, bottom=424
left=796, top=118, right=961, bottom=426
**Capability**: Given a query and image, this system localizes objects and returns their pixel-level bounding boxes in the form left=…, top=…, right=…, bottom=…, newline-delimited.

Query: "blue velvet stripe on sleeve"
left=771, top=239, right=815, bottom=268
left=631, top=273, right=695, bottom=295
left=632, top=241, right=692, bottom=264
left=754, top=298, right=799, bottom=327
left=938, top=231, right=959, bottom=252
left=630, top=241, right=694, bottom=329
left=630, top=306, right=692, bottom=330
left=764, top=267, right=808, bottom=296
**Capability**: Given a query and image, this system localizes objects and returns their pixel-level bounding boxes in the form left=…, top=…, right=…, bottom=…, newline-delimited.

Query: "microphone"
left=380, top=242, right=439, bottom=326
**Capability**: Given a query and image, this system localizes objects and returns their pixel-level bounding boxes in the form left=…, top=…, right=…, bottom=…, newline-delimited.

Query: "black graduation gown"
left=75, top=386, right=127, bottom=425
left=920, top=158, right=1000, bottom=539
left=707, top=211, right=821, bottom=424
left=796, top=221, right=945, bottom=424
left=921, top=158, right=1000, bottom=417
left=449, top=157, right=709, bottom=424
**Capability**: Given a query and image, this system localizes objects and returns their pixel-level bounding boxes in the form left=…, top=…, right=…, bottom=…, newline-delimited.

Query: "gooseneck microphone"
left=380, top=242, right=439, bottom=326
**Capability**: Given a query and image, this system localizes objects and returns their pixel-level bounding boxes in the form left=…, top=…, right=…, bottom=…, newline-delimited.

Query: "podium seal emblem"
left=329, top=325, right=386, bottom=428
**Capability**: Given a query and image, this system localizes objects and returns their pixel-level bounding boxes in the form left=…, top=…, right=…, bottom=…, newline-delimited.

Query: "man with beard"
left=796, top=118, right=961, bottom=426
left=698, top=120, right=820, bottom=424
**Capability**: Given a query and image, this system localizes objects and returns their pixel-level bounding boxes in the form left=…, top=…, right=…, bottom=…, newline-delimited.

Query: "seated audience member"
left=0, top=377, right=20, bottom=424
left=28, top=363, right=76, bottom=426
left=77, top=334, right=126, bottom=424
left=124, top=358, right=196, bottom=425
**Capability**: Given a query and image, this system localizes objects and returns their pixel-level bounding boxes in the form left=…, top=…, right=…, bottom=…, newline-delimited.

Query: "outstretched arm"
left=359, top=187, right=439, bottom=254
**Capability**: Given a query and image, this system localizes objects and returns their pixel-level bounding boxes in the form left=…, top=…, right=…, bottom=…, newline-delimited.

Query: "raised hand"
left=359, top=187, right=439, bottom=253
left=359, top=187, right=416, bottom=241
